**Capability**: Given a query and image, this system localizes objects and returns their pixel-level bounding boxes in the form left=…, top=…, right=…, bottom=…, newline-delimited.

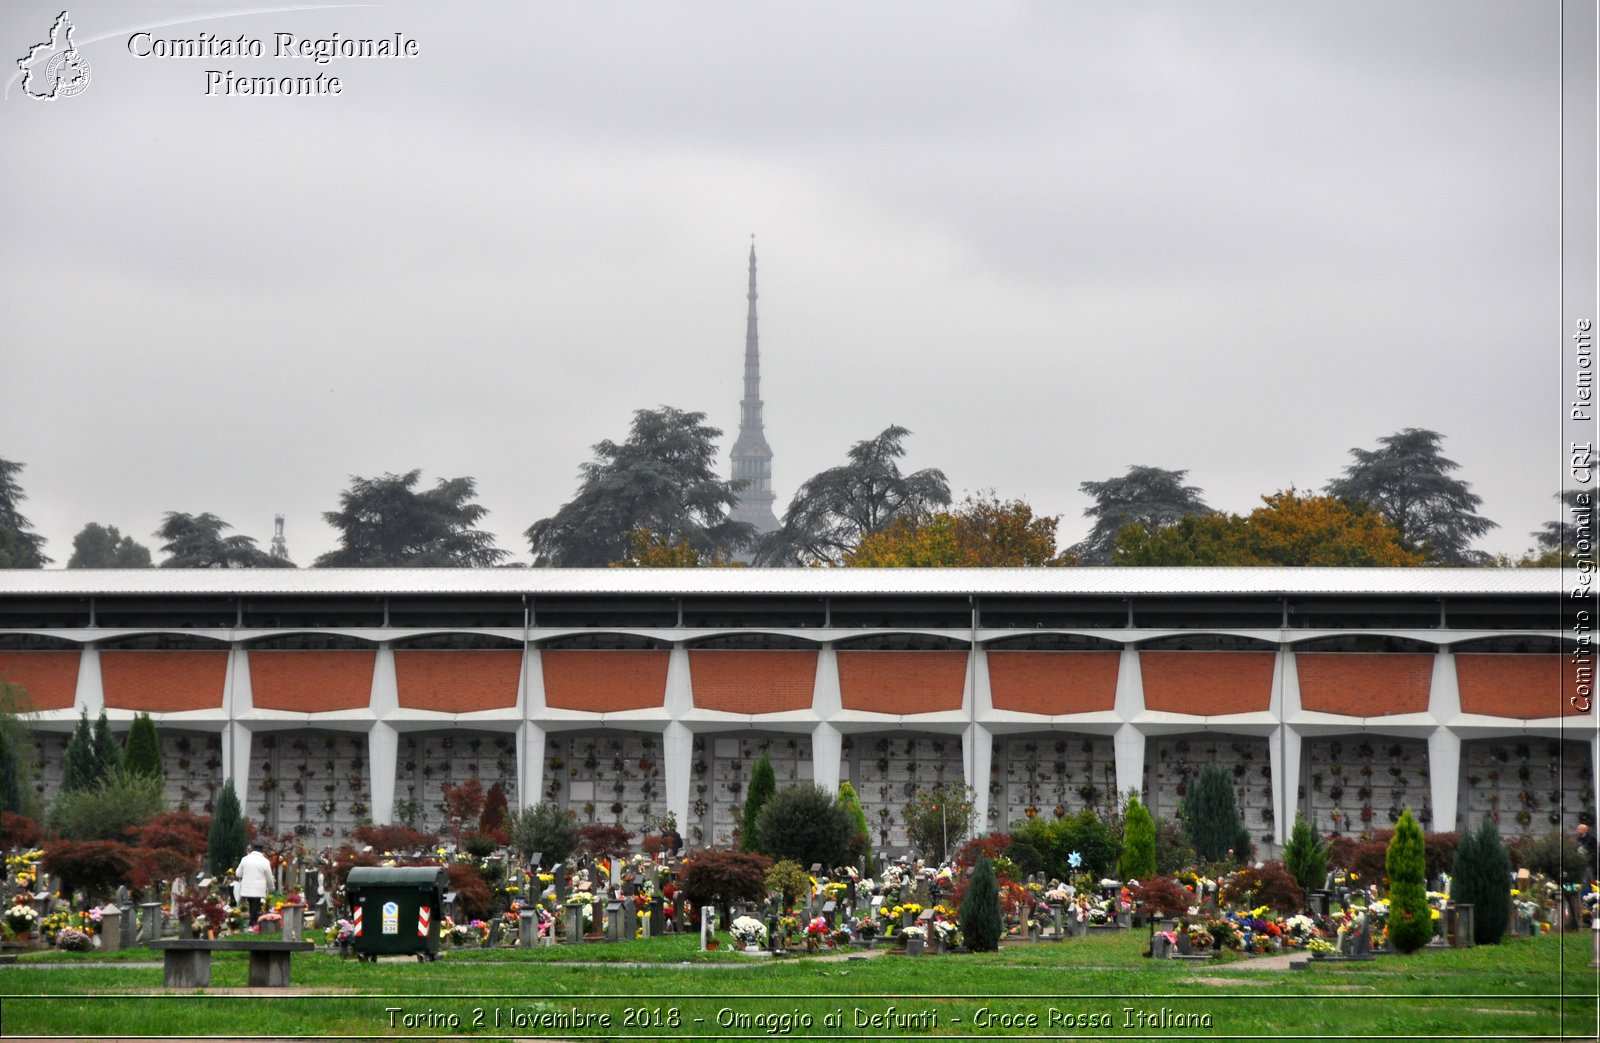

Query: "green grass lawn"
left=1, top=931, right=1594, bottom=1040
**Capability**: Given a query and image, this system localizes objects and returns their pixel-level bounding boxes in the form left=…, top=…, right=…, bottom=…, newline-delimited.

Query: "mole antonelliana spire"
left=728, top=237, right=780, bottom=533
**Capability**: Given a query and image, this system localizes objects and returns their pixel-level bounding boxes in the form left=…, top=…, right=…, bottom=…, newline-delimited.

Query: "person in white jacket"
left=235, top=843, right=274, bottom=926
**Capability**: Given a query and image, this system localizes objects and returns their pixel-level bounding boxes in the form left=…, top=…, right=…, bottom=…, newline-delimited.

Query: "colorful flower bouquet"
left=55, top=926, right=93, bottom=952
left=4, top=903, right=39, bottom=935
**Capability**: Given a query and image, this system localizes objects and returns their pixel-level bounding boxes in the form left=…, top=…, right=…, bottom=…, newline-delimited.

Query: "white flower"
left=731, top=916, right=768, bottom=946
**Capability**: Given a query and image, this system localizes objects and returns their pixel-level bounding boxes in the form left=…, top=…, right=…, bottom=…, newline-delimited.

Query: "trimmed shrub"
left=42, top=839, right=136, bottom=901
left=1131, top=874, right=1192, bottom=923
left=207, top=778, right=247, bottom=877
left=50, top=772, right=164, bottom=841
left=754, top=785, right=854, bottom=870
left=1119, top=795, right=1157, bottom=882
left=681, top=849, right=772, bottom=927
left=1006, top=839, right=1045, bottom=878
left=446, top=862, right=496, bottom=921
left=1219, top=862, right=1304, bottom=916
left=741, top=754, right=777, bottom=851
left=1511, top=829, right=1588, bottom=885
left=577, top=823, right=634, bottom=860
left=510, top=802, right=579, bottom=867
left=352, top=822, right=439, bottom=853
left=959, top=854, right=1003, bottom=952
left=765, top=859, right=811, bottom=910
left=1282, top=812, right=1330, bottom=894
left=1385, top=809, right=1432, bottom=953
left=1451, top=817, right=1511, bottom=945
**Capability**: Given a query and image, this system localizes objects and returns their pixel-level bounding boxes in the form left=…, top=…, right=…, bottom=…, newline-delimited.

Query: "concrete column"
left=813, top=643, right=841, bottom=716
left=964, top=722, right=993, bottom=827
left=227, top=725, right=253, bottom=810
left=523, top=646, right=547, bottom=712
left=1279, top=647, right=1302, bottom=717
left=663, top=720, right=694, bottom=834
left=811, top=721, right=842, bottom=796
left=664, top=642, right=694, bottom=716
left=369, top=643, right=398, bottom=717
left=1429, top=649, right=1461, bottom=720
left=1268, top=726, right=1303, bottom=845
left=1427, top=727, right=1462, bottom=833
left=74, top=643, right=103, bottom=714
left=1113, top=723, right=1145, bottom=805
left=517, top=720, right=547, bottom=812
left=1113, top=645, right=1144, bottom=719
left=368, top=721, right=399, bottom=824
left=968, top=644, right=993, bottom=716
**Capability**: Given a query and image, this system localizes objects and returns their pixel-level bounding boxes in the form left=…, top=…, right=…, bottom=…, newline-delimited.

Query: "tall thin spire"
left=729, top=236, right=779, bottom=533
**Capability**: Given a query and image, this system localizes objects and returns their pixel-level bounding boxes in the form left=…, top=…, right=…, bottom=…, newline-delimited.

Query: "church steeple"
left=729, top=237, right=779, bottom=532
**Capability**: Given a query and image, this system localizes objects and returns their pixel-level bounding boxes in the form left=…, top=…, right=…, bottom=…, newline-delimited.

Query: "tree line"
left=0, top=417, right=1585, bottom=569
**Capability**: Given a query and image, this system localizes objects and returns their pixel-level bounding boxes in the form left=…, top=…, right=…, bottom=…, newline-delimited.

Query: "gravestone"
left=1452, top=903, right=1474, bottom=948
left=565, top=905, right=583, bottom=943
left=622, top=899, right=638, bottom=941
left=605, top=901, right=623, bottom=943
left=98, top=904, right=123, bottom=952
left=821, top=901, right=836, bottom=928
left=282, top=904, right=304, bottom=942
left=700, top=905, right=716, bottom=951
left=138, top=902, right=162, bottom=944
left=518, top=909, right=539, bottom=948
left=650, top=896, right=665, bottom=937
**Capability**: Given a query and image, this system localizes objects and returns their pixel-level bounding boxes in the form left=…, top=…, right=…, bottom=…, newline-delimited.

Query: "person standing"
left=235, top=843, right=274, bottom=927
left=1578, top=823, right=1597, bottom=883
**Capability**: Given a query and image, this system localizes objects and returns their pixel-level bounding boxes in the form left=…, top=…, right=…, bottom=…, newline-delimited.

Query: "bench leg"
left=249, top=950, right=293, bottom=987
left=163, top=950, right=211, bottom=988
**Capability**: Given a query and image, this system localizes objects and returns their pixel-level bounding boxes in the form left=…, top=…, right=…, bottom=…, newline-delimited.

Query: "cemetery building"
left=0, top=567, right=1591, bottom=856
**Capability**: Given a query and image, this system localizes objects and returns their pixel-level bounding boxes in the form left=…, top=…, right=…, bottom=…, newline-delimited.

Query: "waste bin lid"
left=347, top=865, right=450, bottom=891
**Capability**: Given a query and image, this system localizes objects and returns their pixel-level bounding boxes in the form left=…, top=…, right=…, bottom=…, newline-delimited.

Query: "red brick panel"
left=987, top=651, right=1118, bottom=715
left=101, top=651, right=227, bottom=712
left=689, top=651, right=818, bottom=713
left=395, top=650, right=522, bottom=712
left=837, top=651, right=966, bottom=714
left=541, top=651, right=668, bottom=712
left=1141, top=652, right=1274, bottom=715
left=0, top=651, right=80, bottom=711
left=1296, top=653, right=1432, bottom=717
left=1456, top=654, right=1585, bottom=718
left=249, top=651, right=375, bottom=712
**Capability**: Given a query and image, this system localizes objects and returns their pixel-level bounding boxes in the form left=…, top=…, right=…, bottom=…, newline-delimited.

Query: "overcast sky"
left=0, top=1, right=1581, bottom=566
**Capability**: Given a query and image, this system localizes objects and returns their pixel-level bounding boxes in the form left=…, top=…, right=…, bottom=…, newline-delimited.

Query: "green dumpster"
left=346, top=866, right=448, bottom=962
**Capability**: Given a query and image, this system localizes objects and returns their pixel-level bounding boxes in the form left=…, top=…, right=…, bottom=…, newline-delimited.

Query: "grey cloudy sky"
left=0, top=0, right=1579, bottom=565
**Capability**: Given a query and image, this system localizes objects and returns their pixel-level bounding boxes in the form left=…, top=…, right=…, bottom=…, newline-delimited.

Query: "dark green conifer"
left=959, top=854, right=1003, bottom=952
left=740, top=753, right=777, bottom=852
left=122, top=712, right=163, bottom=783
left=1450, top=817, right=1511, bottom=945
left=207, top=778, right=247, bottom=876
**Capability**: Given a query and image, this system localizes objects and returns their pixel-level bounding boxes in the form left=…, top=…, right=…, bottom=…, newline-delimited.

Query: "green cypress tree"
left=1118, top=793, right=1156, bottom=882
left=1385, top=808, right=1433, bottom=953
left=959, top=854, right=1003, bottom=952
left=1181, top=763, right=1244, bottom=864
left=208, top=778, right=248, bottom=877
left=1450, top=817, right=1511, bottom=945
left=0, top=683, right=38, bottom=819
left=837, top=780, right=874, bottom=876
left=122, top=712, right=164, bottom=783
left=0, top=726, right=13, bottom=816
left=90, top=709, right=122, bottom=784
left=60, top=710, right=97, bottom=796
left=1282, top=811, right=1331, bottom=895
left=741, top=753, right=777, bottom=852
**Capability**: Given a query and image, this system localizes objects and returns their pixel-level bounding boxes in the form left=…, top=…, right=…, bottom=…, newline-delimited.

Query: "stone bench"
left=149, top=939, right=316, bottom=988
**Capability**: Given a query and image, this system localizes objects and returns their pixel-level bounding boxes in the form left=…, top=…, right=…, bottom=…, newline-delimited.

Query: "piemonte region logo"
left=17, top=11, right=91, bottom=100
